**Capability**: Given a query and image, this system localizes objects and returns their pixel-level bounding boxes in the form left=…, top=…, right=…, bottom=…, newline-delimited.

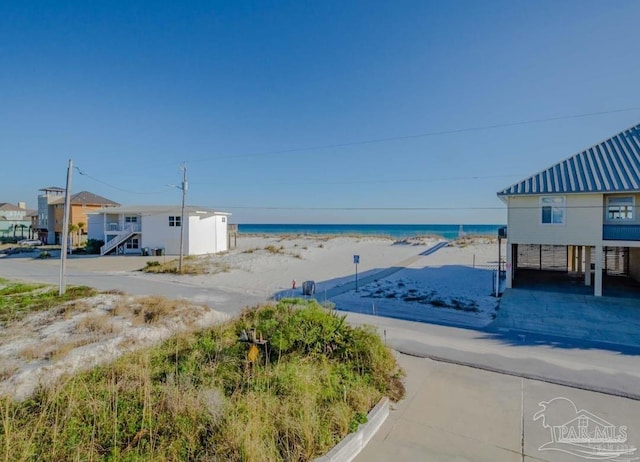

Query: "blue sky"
left=2, top=0, right=640, bottom=224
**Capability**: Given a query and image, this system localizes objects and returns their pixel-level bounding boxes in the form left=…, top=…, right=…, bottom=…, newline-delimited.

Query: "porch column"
left=576, top=246, right=583, bottom=276
left=506, top=243, right=513, bottom=289
left=568, top=246, right=575, bottom=271
left=594, top=245, right=603, bottom=297
left=584, top=246, right=592, bottom=286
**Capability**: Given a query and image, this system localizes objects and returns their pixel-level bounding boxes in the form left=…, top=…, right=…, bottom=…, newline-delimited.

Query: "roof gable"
left=0, top=203, right=23, bottom=212
left=70, top=191, right=120, bottom=206
left=498, top=123, right=640, bottom=196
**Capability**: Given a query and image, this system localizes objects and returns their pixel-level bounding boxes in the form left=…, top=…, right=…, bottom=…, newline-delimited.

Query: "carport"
left=510, top=243, right=640, bottom=298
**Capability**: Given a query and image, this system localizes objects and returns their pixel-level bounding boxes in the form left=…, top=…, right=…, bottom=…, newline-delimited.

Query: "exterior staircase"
left=100, top=225, right=141, bottom=255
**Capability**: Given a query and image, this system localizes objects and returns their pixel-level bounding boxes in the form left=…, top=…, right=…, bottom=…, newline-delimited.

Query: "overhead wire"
left=71, top=106, right=640, bottom=207
left=186, top=106, right=640, bottom=163
left=95, top=105, right=640, bottom=176
left=74, top=167, right=174, bottom=195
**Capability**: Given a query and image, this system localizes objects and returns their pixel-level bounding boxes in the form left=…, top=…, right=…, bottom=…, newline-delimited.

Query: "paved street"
left=0, top=254, right=264, bottom=316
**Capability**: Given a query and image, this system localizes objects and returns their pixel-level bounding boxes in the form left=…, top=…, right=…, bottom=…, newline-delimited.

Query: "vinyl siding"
left=507, top=194, right=602, bottom=245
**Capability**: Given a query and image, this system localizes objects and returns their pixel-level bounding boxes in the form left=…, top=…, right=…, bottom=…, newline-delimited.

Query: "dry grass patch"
left=142, top=256, right=230, bottom=275
left=112, top=296, right=185, bottom=325
left=19, top=338, right=97, bottom=362
left=75, top=313, right=117, bottom=335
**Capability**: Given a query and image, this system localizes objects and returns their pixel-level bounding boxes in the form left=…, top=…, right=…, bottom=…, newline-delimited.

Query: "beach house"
left=37, top=188, right=120, bottom=244
left=497, top=122, right=640, bottom=297
left=0, top=202, right=34, bottom=239
left=87, top=205, right=230, bottom=256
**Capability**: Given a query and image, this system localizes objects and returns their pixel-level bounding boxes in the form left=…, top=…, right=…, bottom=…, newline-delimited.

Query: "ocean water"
left=237, top=224, right=503, bottom=240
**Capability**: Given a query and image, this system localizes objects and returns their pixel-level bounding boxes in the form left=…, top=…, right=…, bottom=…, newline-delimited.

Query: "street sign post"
left=353, top=255, right=360, bottom=292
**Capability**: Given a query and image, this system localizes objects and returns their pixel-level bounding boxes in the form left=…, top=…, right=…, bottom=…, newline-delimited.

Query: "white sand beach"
left=134, top=233, right=502, bottom=326
left=0, top=233, right=502, bottom=399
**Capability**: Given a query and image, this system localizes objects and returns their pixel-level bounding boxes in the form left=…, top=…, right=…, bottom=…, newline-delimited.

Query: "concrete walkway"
left=313, top=242, right=448, bottom=299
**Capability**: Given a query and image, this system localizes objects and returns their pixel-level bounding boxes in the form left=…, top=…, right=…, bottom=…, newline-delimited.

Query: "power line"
left=73, top=106, right=640, bottom=196
left=75, top=164, right=525, bottom=194
left=95, top=105, right=640, bottom=176
left=75, top=167, right=173, bottom=195
left=205, top=204, right=621, bottom=211
left=190, top=173, right=524, bottom=186
left=186, top=106, right=640, bottom=163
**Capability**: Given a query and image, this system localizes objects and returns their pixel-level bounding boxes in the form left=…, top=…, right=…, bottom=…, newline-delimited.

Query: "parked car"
left=17, top=239, right=43, bottom=246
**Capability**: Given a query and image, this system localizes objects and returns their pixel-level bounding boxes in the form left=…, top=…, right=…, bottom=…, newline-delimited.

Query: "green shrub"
left=85, top=239, right=104, bottom=254
left=0, top=299, right=404, bottom=461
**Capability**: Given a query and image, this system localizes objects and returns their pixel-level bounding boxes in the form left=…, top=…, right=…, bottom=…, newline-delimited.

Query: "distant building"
left=37, top=187, right=120, bottom=244
left=88, top=205, right=231, bottom=256
left=497, top=122, right=640, bottom=297
left=0, top=202, right=34, bottom=239
left=37, top=186, right=66, bottom=243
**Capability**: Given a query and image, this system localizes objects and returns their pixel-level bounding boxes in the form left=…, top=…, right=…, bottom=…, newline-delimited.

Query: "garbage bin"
left=141, top=247, right=149, bottom=256
left=158, top=248, right=165, bottom=256
left=302, top=280, right=315, bottom=296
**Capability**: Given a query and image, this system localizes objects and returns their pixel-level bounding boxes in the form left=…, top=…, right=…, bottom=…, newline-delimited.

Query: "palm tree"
left=68, top=224, right=79, bottom=247
left=77, top=222, right=86, bottom=246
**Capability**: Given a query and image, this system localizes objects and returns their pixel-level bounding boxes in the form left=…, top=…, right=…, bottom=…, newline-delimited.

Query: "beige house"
left=40, top=189, right=119, bottom=245
left=497, top=122, right=640, bottom=297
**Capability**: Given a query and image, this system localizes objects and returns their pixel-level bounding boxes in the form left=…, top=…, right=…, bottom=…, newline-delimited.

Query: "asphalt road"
left=0, top=254, right=263, bottom=316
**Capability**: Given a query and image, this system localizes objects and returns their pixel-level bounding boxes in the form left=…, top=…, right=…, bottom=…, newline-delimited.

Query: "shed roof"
left=497, top=123, right=640, bottom=196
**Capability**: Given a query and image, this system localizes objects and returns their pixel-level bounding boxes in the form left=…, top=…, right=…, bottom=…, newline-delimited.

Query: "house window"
left=607, top=196, right=634, bottom=220
left=125, top=216, right=138, bottom=223
left=221, top=217, right=226, bottom=223
left=126, top=238, right=139, bottom=249
left=169, top=216, right=181, bottom=227
left=541, top=196, right=565, bottom=224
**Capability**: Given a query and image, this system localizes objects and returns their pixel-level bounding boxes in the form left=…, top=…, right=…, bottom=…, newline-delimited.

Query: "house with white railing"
left=87, top=205, right=231, bottom=256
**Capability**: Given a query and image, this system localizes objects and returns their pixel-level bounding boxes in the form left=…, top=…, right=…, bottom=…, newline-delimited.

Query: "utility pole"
left=178, top=162, right=187, bottom=273
left=59, top=159, right=73, bottom=295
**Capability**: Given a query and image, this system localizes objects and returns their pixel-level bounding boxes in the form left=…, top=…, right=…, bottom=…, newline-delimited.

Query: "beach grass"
left=141, top=256, right=230, bottom=275
left=0, top=279, right=97, bottom=325
left=0, top=298, right=403, bottom=461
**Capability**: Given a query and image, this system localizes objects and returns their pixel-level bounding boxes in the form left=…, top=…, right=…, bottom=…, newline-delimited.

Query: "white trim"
left=605, top=195, right=634, bottom=221
left=540, top=196, right=566, bottom=225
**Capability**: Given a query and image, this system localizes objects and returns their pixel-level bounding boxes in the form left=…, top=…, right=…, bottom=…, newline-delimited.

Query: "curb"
left=314, top=397, right=389, bottom=462
left=395, top=348, right=640, bottom=401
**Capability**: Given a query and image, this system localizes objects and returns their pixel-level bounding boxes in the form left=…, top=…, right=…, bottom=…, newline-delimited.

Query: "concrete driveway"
left=358, top=354, right=640, bottom=462
left=494, top=288, right=640, bottom=348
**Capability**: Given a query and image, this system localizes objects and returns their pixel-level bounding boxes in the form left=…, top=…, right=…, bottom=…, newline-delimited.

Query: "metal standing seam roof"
left=497, top=123, right=640, bottom=196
